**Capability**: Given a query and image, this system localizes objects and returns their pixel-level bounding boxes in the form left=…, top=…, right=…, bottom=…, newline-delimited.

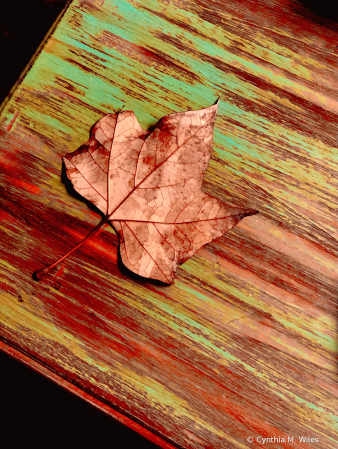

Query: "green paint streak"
left=125, top=280, right=337, bottom=425
left=183, top=259, right=336, bottom=353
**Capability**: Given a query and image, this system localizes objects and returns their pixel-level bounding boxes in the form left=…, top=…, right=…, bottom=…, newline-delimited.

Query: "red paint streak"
left=134, top=341, right=315, bottom=449
left=0, top=341, right=177, bottom=449
left=7, top=112, right=19, bottom=132
left=14, top=179, right=41, bottom=195
left=87, top=238, right=118, bottom=263
left=61, top=225, right=118, bottom=263
left=0, top=209, right=15, bottom=223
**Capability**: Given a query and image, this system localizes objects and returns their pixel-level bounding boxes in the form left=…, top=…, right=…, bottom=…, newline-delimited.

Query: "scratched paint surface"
left=0, top=0, right=337, bottom=448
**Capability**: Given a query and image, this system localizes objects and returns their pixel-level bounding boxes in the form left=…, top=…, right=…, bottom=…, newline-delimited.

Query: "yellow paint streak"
left=0, top=290, right=242, bottom=442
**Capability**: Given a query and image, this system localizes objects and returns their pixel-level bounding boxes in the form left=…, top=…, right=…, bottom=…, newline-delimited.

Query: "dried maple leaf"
left=35, top=102, right=257, bottom=284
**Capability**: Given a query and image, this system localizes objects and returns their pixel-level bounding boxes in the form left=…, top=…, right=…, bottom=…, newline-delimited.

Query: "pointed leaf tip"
left=238, top=210, right=259, bottom=220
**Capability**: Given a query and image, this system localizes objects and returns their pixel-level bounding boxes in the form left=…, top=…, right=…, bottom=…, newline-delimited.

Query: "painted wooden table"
left=1, top=1, right=337, bottom=448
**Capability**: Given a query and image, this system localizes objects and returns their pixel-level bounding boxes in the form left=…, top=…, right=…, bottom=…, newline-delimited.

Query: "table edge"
left=0, top=339, right=179, bottom=449
left=0, top=0, right=74, bottom=115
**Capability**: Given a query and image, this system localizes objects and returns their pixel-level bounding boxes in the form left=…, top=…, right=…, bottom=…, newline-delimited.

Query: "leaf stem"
left=34, top=216, right=109, bottom=280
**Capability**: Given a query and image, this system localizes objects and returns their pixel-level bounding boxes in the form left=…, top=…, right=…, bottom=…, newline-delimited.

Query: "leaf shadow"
left=61, top=158, right=105, bottom=219
left=116, top=243, right=169, bottom=287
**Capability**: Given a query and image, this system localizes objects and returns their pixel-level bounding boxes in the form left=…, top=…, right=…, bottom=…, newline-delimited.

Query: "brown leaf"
left=36, top=102, right=257, bottom=284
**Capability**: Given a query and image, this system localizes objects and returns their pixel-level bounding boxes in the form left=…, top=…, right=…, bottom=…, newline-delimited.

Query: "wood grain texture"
left=0, top=1, right=337, bottom=448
